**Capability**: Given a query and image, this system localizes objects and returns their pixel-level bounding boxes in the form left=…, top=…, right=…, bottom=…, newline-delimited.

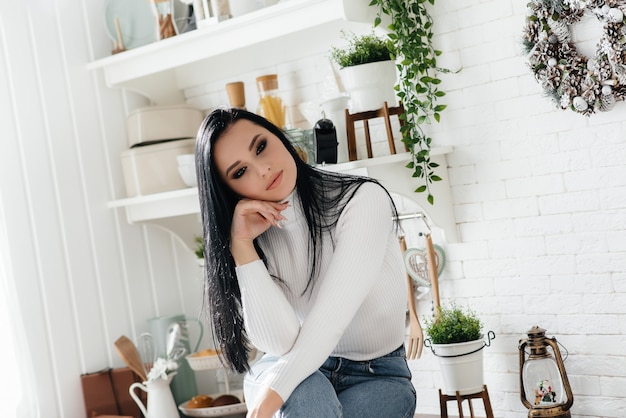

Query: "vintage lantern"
left=518, top=326, right=574, bottom=417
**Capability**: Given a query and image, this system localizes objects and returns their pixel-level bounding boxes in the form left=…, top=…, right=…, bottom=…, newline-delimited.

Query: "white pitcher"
left=129, top=372, right=179, bottom=418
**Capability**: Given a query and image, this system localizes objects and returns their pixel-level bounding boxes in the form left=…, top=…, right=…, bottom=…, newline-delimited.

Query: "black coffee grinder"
left=314, top=113, right=338, bottom=164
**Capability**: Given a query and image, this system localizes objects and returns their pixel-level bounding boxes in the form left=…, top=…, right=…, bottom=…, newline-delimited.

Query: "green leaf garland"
left=370, top=0, right=455, bottom=205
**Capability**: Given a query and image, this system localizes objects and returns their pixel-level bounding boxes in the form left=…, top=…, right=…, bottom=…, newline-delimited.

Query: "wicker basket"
left=186, top=353, right=223, bottom=371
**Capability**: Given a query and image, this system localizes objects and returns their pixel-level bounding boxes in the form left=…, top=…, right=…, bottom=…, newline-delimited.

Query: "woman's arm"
left=231, top=198, right=300, bottom=355
left=237, top=261, right=300, bottom=355
left=262, top=183, right=403, bottom=401
left=245, top=387, right=283, bottom=418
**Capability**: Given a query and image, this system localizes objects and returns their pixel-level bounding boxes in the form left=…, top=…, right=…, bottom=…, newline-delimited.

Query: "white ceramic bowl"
left=178, top=390, right=247, bottom=417
left=178, top=164, right=197, bottom=187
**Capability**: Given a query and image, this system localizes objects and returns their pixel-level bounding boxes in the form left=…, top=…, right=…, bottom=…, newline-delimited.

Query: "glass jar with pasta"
left=256, top=74, right=286, bottom=129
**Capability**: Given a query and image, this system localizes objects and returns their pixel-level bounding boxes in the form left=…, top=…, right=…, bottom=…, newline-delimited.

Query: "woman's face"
left=213, top=119, right=297, bottom=202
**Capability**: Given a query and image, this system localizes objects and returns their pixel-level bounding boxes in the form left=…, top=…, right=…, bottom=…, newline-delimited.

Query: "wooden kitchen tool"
left=150, top=0, right=177, bottom=40
left=111, top=17, right=126, bottom=54
left=114, top=335, right=148, bottom=382
left=424, top=233, right=441, bottom=314
left=400, top=235, right=424, bottom=360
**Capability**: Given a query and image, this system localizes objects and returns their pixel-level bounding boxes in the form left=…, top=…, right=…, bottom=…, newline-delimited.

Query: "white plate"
left=104, top=0, right=157, bottom=50
left=179, top=400, right=247, bottom=417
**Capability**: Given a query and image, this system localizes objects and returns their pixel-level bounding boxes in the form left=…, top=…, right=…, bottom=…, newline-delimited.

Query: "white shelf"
left=87, top=0, right=380, bottom=105
left=108, top=149, right=458, bottom=248
left=108, top=187, right=200, bottom=220
left=95, top=0, right=459, bottom=245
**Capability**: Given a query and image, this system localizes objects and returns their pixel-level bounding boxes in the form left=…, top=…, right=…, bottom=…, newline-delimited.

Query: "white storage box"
left=121, top=139, right=196, bottom=197
left=125, top=105, right=204, bottom=148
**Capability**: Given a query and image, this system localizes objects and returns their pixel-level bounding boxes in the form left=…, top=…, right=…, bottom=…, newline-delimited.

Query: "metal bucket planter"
left=426, top=331, right=495, bottom=396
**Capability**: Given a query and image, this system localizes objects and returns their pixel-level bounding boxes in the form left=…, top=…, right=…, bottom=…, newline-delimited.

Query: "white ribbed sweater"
left=235, top=182, right=407, bottom=402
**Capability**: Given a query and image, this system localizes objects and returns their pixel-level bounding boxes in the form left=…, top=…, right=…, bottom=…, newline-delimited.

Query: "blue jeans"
left=244, top=346, right=416, bottom=418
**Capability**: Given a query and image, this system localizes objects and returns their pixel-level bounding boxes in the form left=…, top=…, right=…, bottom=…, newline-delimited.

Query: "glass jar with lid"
left=284, top=128, right=314, bottom=165
left=256, top=74, right=286, bottom=128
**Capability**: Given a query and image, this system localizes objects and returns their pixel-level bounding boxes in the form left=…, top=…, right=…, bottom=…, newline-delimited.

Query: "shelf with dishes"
left=108, top=148, right=458, bottom=251
left=87, top=0, right=381, bottom=105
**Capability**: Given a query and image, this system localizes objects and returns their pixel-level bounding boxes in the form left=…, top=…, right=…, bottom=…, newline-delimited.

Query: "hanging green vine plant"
left=370, top=0, right=454, bottom=204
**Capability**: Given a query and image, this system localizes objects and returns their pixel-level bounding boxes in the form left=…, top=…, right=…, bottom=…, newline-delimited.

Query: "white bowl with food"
left=179, top=391, right=246, bottom=417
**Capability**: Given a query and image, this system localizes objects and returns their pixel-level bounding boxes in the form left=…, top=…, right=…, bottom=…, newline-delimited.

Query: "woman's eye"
left=233, top=166, right=247, bottom=179
left=256, top=139, right=267, bottom=155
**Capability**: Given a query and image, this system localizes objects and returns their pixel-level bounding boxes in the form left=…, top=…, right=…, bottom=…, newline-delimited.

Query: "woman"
left=195, top=107, right=415, bottom=418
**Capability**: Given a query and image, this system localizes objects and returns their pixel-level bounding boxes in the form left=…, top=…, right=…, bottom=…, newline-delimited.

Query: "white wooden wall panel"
left=1, top=0, right=211, bottom=416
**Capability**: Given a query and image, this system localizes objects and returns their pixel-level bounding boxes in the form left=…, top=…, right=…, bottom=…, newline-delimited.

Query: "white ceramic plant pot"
left=432, top=339, right=485, bottom=396
left=339, top=60, right=398, bottom=113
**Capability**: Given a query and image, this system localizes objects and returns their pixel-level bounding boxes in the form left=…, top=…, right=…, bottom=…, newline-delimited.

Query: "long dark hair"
left=195, top=107, right=397, bottom=373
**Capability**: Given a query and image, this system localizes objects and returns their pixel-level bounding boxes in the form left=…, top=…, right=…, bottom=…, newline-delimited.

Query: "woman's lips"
left=266, top=170, right=283, bottom=191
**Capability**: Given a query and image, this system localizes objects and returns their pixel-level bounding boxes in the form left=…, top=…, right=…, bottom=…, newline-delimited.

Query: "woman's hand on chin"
left=231, top=199, right=289, bottom=241
left=230, top=199, right=289, bottom=266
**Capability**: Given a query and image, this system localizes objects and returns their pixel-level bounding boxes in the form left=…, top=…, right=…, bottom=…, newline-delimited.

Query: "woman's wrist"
left=230, top=238, right=259, bottom=266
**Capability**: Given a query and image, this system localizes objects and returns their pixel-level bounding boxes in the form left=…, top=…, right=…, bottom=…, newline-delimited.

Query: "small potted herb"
left=424, top=303, right=495, bottom=396
left=424, top=303, right=483, bottom=344
left=330, top=31, right=393, bottom=68
left=329, top=31, right=397, bottom=113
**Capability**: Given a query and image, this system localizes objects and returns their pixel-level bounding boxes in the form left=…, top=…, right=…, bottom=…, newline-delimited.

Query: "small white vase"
left=339, top=60, right=398, bottom=113
left=129, top=372, right=179, bottom=418
left=432, top=339, right=485, bottom=396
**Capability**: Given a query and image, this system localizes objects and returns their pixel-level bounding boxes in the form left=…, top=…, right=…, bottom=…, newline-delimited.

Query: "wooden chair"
left=439, top=385, right=494, bottom=418
left=345, top=101, right=407, bottom=161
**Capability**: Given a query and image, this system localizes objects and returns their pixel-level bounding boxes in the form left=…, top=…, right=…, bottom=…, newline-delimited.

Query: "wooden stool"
left=345, top=101, right=407, bottom=161
left=439, top=385, right=494, bottom=418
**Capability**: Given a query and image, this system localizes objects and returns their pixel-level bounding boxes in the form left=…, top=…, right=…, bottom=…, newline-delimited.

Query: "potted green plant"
left=424, top=303, right=495, bottom=396
left=194, top=235, right=204, bottom=266
left=330, top=30, right=392, bottom=68
left=330, top=31, right=398, bottom=113
left=369, top=0, right=455, bottom=205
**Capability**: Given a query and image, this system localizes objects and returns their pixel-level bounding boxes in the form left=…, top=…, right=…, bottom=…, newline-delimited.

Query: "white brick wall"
left=426, top=1, right=626, bottom=416
left=183, top=1, right=626, bottom=416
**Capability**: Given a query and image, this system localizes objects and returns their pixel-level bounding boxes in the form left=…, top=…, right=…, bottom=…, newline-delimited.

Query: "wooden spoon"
left=114, top=335, right=148, bottom=382
left=400, top=236, right=424, bottom=360
left=424, top=233, right=441, bottom=314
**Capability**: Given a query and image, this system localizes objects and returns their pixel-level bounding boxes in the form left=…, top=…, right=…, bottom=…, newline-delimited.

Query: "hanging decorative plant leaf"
left=369, top=0, right=457, bottom=204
